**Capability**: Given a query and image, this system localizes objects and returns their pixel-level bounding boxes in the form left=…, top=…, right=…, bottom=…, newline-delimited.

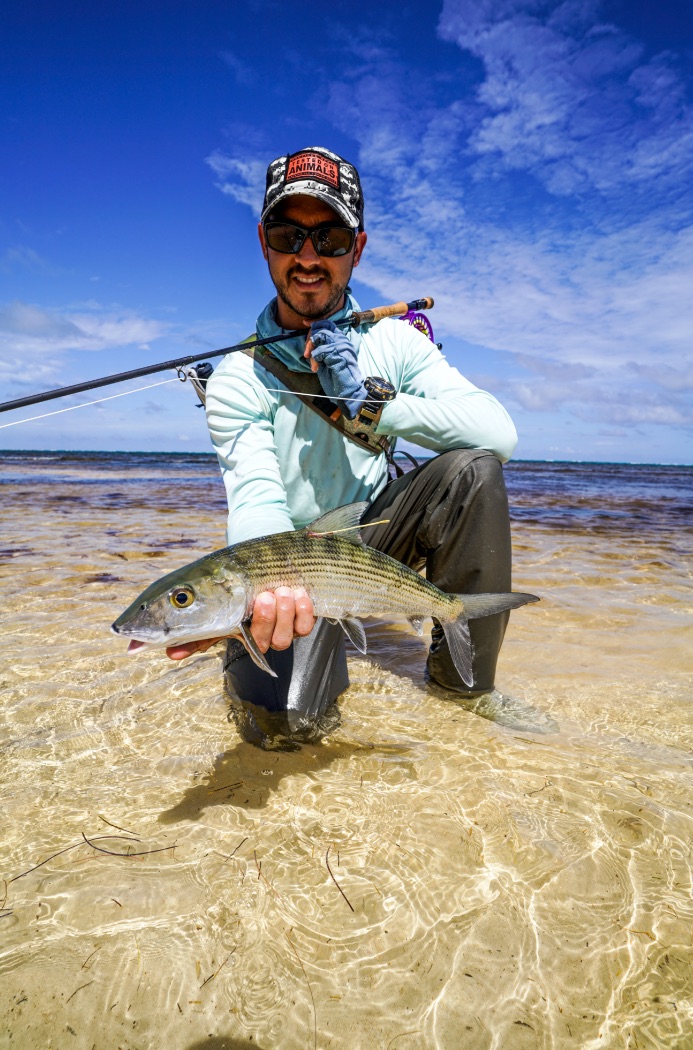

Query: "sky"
left=1, top=0, right=692, bottom=463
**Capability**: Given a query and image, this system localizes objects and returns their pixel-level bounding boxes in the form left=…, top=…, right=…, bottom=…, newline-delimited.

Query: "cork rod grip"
left=350, top=297, right=434, bottom=327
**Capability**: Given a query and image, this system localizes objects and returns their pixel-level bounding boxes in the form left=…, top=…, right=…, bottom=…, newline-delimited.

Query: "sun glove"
left=309, top=319, right=367, bottom=420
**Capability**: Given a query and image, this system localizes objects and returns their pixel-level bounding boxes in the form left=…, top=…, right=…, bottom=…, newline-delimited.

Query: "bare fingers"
left=250, top=587, right=316, bottom=653
left=303, top=336, right=319, bottom=373
left=293, top=587, right=316, bottom=637
left=250, top=590, right=280, bottom=653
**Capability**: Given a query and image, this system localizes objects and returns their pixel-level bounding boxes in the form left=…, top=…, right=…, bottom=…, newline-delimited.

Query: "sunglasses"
left=263, top=221, right=356, bottom=258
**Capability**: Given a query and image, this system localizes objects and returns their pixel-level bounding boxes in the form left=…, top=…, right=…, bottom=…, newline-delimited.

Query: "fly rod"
left=0, top=297, right=434, bottom=415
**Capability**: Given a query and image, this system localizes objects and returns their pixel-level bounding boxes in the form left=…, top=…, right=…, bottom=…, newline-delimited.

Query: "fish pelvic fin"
left=441, top=592, right=540, bottom=689
left=337, top=617, right=367, bottom=654
left=239, top=622, right=278, bottom=678
left=461, top=592, right=540, bottom=619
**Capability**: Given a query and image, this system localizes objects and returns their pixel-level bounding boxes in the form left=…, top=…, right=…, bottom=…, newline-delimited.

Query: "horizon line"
left=1, top=449, right=691, bottom=469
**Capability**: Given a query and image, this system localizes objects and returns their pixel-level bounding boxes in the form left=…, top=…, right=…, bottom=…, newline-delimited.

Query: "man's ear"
left=258, top=222, right=269, bottom=260
left=353, top=231, right=367, bottom=267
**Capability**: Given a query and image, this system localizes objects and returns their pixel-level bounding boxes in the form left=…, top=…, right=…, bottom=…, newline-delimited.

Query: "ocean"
left=1, top=451, right=691, bottom=1049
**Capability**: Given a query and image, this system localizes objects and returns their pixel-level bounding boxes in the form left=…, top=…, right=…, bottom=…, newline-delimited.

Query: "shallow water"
left=1, top=452, right=692, bottom=1049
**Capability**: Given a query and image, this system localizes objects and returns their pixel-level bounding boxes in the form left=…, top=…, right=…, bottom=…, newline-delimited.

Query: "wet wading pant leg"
left=223, top=448, right=512, bottom=723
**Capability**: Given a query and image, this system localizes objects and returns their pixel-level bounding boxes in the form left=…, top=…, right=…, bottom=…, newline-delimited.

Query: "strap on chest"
left=242, top=343, right=393, bottom=458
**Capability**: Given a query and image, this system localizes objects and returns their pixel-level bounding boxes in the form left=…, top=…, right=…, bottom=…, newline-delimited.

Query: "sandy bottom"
left=1, top=458, right=692, bottom=1049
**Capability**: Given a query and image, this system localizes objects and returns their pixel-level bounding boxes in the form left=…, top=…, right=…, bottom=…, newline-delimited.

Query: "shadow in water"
left=158, top=733, right=371, bottom=824
left=186, top=1039, right=267, bottom=1050
left=425, top=680, right=560, bottom=735
left=350, top=624, right=560, bottom=735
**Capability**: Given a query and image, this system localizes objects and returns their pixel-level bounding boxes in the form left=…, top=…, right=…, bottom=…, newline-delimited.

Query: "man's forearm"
left=377, top=391, right=518, bottom=463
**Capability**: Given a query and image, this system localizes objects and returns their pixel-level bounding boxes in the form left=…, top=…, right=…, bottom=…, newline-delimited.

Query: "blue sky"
left=2, top=0, right=692, bottom=462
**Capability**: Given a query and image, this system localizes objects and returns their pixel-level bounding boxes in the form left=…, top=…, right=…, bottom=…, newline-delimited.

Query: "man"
left=168, top=146, right=518, bottom=743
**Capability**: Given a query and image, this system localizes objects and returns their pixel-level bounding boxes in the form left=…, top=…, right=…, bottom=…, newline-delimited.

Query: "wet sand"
left=1, top=453, right=692, bottom=1049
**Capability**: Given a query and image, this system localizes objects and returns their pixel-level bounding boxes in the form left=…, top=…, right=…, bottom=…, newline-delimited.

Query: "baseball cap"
left=261, top=147, right=364, bottom=229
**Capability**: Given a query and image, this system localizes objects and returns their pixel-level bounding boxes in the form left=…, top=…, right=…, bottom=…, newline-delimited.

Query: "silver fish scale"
left=221, top=532, right=462, bottom=622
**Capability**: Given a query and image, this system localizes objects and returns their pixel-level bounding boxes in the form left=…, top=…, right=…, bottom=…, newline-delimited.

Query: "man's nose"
left=296, top=233, right=320, bottom=263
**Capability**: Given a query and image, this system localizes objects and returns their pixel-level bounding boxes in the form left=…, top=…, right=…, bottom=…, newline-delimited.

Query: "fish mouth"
left=111, top=623, right=159, bottom=653
left=126, top=639, right=150, bottom=654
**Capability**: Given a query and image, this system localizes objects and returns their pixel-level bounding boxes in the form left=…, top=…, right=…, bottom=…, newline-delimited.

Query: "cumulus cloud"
left=0, top=301, right=168, bottom=391
left=0, top=301, right=166, bottom=356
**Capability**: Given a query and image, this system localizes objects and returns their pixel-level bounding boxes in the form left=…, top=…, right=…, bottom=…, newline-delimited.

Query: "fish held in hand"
left=111, top=502, right=539, bottom=688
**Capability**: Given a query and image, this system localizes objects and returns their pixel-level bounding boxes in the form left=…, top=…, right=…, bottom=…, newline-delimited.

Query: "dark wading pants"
left=224, top=449, right=512, bottom=742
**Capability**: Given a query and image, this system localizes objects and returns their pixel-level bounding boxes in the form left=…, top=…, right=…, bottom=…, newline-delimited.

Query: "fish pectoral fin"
left=407, top=615, right=425, bottom=636
left=239, top=622, right=278, bottom=678
left=306, top=502, right=369, bottom=543
left=338, top=617, right=367, bottom=654
left=441, top=616, right=474, bottom=688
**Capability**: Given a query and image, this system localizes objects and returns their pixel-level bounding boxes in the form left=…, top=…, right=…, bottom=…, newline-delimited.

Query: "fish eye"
left=169, top=586, right=195, bottom=609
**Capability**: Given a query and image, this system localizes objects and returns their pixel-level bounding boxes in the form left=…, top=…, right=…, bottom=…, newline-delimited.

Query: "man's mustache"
left=288, top=266, right=330, bottom=280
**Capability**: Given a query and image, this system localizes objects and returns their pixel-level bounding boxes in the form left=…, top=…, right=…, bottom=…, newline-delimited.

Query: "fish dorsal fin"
left=306, top=501, right=369, bottom=543
left=239, top=622, right=278, bottom=678
left=338, top=617, right=367, bottom=654
left=407, top=615, right=425, bottom=636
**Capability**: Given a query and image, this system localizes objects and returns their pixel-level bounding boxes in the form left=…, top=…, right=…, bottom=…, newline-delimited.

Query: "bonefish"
left=112, top=502, right=538, bottom=687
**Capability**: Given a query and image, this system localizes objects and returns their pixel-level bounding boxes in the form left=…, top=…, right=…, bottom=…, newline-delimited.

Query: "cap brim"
left=261, top=182, right=359, bottom=227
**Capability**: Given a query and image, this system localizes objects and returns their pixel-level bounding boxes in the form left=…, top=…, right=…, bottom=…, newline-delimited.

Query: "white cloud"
left=0, top=301, right=169, bottom=391
left=0, top=301, right=166, bottom=357
left=205, top=151, right=267, bottom=213
left=628, top=362, right=693, bottom=393
left=438, top=0, right=693, bottom=196
left=0, top=246, right=54, bottom=274
left=501, top=372, right=693, bottom=426
left=208, top=0, right=693, bottom=435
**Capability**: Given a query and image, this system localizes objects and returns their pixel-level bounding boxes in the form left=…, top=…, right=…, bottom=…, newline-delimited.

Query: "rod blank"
left=0, top=297, right=435, bottom=415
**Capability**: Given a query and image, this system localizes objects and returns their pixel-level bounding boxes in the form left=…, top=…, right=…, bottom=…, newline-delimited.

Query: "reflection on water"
left=1, top=451, right=692, bottom=1048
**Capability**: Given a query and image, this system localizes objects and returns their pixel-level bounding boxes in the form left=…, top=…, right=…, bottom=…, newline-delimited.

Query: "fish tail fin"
left=441, top=592, right=539, bottom=689
left=461, top=592, right=540, bottom=620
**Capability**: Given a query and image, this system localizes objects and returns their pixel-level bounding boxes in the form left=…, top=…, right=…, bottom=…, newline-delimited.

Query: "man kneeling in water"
left=167, top=147, right=518, bottom=745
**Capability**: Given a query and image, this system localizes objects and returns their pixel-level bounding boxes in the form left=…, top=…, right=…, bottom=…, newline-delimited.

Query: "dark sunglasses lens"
left=265, top=222, right=355, bottom=257
left=265, top=223, right=305, bottom=254
left=313, top=227, right=354, bottom=257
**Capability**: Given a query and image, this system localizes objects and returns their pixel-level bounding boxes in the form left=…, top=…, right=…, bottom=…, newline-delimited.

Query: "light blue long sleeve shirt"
left=206, top=315, right=517, bottom=544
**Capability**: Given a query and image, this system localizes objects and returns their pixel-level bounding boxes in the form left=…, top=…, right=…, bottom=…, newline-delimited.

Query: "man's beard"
left=275, top=264, right=353, bottom=321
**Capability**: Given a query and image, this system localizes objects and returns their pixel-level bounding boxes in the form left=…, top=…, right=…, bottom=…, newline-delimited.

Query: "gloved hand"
left=309, top=320, right=367, bottom=420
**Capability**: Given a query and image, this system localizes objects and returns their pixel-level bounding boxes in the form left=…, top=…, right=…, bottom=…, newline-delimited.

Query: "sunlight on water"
left=1, top=453, right=692, bottom=1049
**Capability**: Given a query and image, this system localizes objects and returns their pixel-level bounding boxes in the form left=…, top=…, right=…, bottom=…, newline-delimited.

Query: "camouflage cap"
left=261, top=147, right=364, bottom=229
